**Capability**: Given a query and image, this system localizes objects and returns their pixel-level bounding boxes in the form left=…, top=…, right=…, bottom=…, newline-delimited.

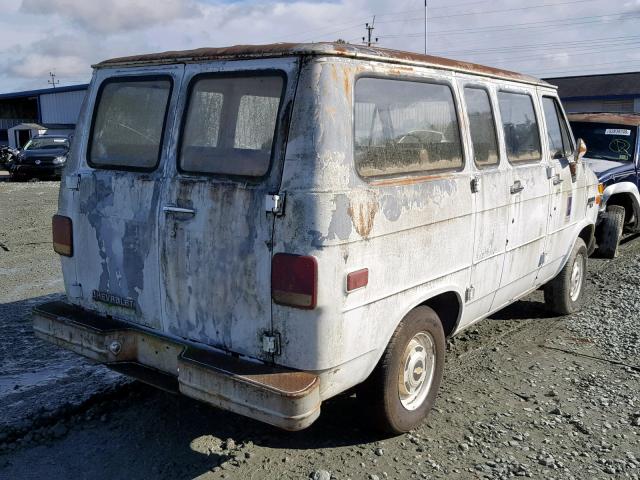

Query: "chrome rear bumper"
left=32, top=301, right=321, bottom=431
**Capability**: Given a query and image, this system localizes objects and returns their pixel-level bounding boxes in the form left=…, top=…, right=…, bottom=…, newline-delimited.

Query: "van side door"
left=538, top=95, right=579, bottom=282
left=461, top=83, right=509, bottom=321
left=491, top=89, right=549, bottom=311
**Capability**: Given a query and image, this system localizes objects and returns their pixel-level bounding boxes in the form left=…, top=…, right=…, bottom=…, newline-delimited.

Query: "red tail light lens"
left=271, top=253, right=317, bottom=309
left=52, top=215, right=73, bottom=257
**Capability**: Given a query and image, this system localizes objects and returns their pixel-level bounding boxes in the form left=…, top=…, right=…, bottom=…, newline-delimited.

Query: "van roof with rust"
left=94, top=42, right=551, bottom=87
left=568, top=112, right=640, bottom=127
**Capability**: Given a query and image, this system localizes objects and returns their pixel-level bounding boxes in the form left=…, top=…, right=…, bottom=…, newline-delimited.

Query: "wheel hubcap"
left=398, top=332, right=436, bottom=411
left=569, top=253, right=584, bottom=302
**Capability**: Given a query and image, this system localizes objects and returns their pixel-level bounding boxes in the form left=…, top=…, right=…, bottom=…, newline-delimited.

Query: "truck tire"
left=544, top=237, right=587, bottom=315
left=359, top=306, right=445, bottom=434
left=595, top=205, right=625, bottom=259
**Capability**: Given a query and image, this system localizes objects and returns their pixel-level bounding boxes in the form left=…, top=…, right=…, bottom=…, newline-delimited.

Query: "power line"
left=430, top=33, right=640, bottom=57
left=378, top=10, right=640, bottom=38
left=482, top=42, right=640, bottom=66
left=362, top=17, right=378, bottom=46
left=532, top=59, right=640, bottom=77
left=267, top=0, right=606, bottom=44
left=375, top=0, right=604, bottom=24
left=47, top=72, right=59, bottom=89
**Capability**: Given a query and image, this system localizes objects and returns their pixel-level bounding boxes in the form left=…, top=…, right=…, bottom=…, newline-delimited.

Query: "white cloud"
left=20, top=0, right=201, bottom=33
left=10, top=53, right=88, bottom=79
left=0, top=0, right=639, bottom=92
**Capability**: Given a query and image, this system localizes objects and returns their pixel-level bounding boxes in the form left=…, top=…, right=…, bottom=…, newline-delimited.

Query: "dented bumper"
left=32, top=301, right=321, bottom=431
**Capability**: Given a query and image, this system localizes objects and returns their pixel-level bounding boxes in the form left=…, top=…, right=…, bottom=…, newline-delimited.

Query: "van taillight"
left=271, top=253, right=317, bottom=309
left=52, top=215, right=73, bottom=257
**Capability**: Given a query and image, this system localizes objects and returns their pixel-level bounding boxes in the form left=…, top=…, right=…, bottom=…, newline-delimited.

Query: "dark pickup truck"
left=569, top=113, right=640, bottom=258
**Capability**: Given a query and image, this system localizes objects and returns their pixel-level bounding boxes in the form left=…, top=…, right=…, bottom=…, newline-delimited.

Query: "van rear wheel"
left=544, top=237, right=587, bottom=315
left=359, top=306, right=445, bottom=434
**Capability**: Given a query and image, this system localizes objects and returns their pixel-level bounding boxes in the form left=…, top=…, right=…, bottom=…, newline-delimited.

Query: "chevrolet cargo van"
left=34, top=43, right=599, bottom=433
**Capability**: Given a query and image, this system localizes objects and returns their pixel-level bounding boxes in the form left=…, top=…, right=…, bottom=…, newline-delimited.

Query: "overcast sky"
left=0, top=0, right=638, bottom=92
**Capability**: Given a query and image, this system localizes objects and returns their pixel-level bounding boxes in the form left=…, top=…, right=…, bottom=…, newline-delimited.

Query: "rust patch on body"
left=370, top=173, right=454, bottom=187
left=95, top=42, right=548, bottom=86
left=568, top=112, right=640, bottom=127
left=343, top=75, right=350, bottom=97
left=348, top=200, right=379, bottom=238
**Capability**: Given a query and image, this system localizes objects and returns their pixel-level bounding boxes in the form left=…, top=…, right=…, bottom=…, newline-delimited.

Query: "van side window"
left=89, top=78, right=172, bottom=169
left=497, top=91, right=542, bottom=163
left=463, top=87, right=499, bottom=167
left=180, top=75, right=284, bottom=177
left=354, top=77, right=463, bottom=178
left=542, top=97, right=573, bottom=159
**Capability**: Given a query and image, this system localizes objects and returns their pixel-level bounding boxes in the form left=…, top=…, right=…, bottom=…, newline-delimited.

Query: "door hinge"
left=262, top=333, right=281, bottom=355
left=65, top=174, right=80, bottom=191
left=546, top=166, right=556, bottom=179
left=265, top=193, right=285, bottom=216
left=470, top=176, right=481, bottom=193
left=68, top=283, right=83, bottom=298
left=465, top=286, right=475, bottom=302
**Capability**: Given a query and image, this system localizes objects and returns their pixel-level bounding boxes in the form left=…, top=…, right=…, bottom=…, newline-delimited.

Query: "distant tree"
left=335, top=39, right=347, bottom=44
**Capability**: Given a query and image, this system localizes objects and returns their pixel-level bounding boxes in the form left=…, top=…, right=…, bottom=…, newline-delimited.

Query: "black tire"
left=359, top=306, right=445, bottom=434
left=544, top=237, right=588, bottom=315
left=595, top=205, right=625, bottom=259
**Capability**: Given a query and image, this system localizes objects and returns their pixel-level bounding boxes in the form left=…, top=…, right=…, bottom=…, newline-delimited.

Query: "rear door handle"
left=163, top=206, right=196, bottom=215
left=510, top=180, right=525, bottom=194
left=553, top=174, right=564, bottom=185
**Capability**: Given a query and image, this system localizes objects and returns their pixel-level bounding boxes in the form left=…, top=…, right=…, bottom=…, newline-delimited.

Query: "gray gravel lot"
left=0, top=181, right=638, bottom=480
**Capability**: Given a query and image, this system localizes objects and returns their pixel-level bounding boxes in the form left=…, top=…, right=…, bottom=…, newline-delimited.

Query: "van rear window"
left=89, top=78, right=172, bottom=170
left=180, top=74, right=284, bottom=177
left=354, top=77, right=463, bottom=178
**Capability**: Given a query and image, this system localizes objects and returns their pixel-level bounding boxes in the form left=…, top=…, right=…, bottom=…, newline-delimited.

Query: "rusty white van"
left=34, top=43, right=599, bottom=433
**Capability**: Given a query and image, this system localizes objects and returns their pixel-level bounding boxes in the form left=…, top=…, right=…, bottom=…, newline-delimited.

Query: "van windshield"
left=180, top=74, right=284, bottom=177
left=570, top=121, right=637, bottom=162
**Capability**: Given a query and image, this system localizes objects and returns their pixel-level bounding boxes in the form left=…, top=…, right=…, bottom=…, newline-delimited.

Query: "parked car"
left=569, top=113, right=640, bottom=258
left=33, top=43, right=599, bottom=433
left=9, top=134, right=69, bottom=180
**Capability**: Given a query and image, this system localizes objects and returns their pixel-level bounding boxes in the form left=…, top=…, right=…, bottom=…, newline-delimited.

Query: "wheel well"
left=578, top=223, right=595, bottom=250
left=421, top=291, right=460, bottom=338
left=607, top=193, right=635, bottom=224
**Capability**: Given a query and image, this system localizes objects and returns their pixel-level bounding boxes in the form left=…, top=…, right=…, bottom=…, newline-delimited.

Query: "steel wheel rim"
left=398, top=332, right=436, bottom=411
left=570, top=253, right=584, bottom=302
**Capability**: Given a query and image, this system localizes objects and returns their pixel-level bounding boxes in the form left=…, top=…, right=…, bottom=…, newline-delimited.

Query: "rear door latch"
left=262, top=333, right=281, bottom=355
left=265, top=193, right=285, bottom=215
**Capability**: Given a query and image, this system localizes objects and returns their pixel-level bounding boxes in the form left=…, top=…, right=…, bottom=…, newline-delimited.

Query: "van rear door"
left=73, top=65, right=183, bottom=329
left=159, top=58, right=299, bottom=360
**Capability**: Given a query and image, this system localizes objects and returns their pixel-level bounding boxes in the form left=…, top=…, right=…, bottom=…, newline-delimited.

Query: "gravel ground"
left=0, top=181, right=638, bottom=480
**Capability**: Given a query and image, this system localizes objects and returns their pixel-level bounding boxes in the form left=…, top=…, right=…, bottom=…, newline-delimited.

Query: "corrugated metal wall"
left=563, top=98, right=637, bottom=114
left=39, top=90, right=86, bottom=124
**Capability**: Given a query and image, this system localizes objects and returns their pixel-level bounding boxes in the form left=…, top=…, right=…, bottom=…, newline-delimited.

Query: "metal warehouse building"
left=545, top=72, right=640, bottom=114
left=0, top=84, right=88, bottom=148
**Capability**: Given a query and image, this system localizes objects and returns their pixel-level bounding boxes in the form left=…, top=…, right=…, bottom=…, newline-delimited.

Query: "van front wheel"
left=360, top=306, right=445, bottom=434
left=544, top=237, right=587, bottom=315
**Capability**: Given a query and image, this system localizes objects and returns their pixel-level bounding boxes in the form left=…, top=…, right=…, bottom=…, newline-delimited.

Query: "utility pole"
left=424, top=1, right=428, bottom=54
left=362, top=16, right=378, bottom=47
left=48, top=72, right=59, bottom=89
